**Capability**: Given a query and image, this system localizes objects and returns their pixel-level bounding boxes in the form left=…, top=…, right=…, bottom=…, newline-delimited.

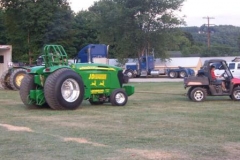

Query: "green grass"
left=1, top=82, right=240, bottom=160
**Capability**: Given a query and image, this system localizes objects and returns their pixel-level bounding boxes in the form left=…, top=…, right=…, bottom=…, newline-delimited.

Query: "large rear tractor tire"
left=10, top=68, right=27, bottom=90
left=0, top=70, right=12, bottom=90
left=190, top=87, right=206, bottom=102
left=110, top=89, right=128, bottom=106
left=231, top=87, right=240, bottom=101
left=19, top=74, right=38, bottom=108
left=44, top=68, right=84, bottom=110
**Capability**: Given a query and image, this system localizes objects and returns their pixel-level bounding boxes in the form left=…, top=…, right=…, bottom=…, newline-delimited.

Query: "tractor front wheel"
left=231, top=87, right=240, bottom=101
left=190, top=87, right=206, bottom=102
left=44, top=68, right=84, bottom=110
left=10, top=68, right=27, bottom=90
left=0, top=70, right=12, bottom=90
left=110, top=89, right=128, bottom=106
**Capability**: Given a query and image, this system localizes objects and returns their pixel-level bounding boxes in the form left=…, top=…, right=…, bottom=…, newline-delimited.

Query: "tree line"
left=0, top=0, right=240, bottom=65
left=182, top=25, right=240, bottom=57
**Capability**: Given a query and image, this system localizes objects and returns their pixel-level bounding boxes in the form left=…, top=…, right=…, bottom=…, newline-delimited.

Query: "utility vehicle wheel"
left=10, top=68, right=27, bottom=90
left=179, top=71, right=187, bottom=78
left=231, top=87, right=240, bottom=101
left=168, top=71, right=178, bottom=78
left=0, top=70, right=12, bottom=90
left=124, top=70, right=134, bottom=78
left=110, top=89, right=128, bottom=106
left=89, top=100, right=104, bottom=105
left=190, top=87, right=206, bottom=102
left=44, top=68, right=84, bottom=110
left=19, top=74, right=38, bottom=108
left=187, top=87, right=194, bottom=100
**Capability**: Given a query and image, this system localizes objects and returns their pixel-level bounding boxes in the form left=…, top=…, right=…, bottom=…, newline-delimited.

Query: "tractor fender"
left=27, top=66, right=45, bottom=74
left=43, top=65, right=71, bottom=74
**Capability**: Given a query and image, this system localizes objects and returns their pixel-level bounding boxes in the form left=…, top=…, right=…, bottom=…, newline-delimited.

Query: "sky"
left=68, top=0, right=240, bottom=27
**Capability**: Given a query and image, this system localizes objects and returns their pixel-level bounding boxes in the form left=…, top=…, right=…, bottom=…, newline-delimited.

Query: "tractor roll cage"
left=42, top=45, right=68, bottom=67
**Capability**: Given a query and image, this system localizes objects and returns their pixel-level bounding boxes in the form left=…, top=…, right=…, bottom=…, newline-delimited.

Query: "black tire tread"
left=44, top=68, right=84, bottom=110
left=44, top=68, right=69, bottom=110
left=190, top=87, right=206, bottom=102
left=231, top=87, right=240, bottom=101
left=0, top=70, right=12, bottom=90
left=110, top=88, right=128, bottom=106
left=187, top=87, right=194, bottom=100
left=19, top=74, right=38, bottom=108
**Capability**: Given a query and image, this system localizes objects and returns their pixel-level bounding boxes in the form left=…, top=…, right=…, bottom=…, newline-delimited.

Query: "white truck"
left=214, top=61, right=240, bottom=78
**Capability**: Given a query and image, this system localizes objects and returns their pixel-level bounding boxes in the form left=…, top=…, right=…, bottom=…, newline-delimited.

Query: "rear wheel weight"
left=190, top=87, right=206, bottom=102
left=110, top=89, right=128, bottom=106
left=44, top=68, right=84, bottom=110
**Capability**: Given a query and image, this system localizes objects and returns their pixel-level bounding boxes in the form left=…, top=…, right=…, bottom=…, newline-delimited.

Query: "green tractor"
left=19, top=45, right=135, bottom=110
left=0, top=56, right=43, bottom=91
left=0, top=63, right=28, bottom=90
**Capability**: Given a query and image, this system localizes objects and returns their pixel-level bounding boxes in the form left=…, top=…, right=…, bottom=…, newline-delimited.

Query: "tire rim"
left=233, top=90, right=240, bottom=100
left=194, top=90, right=204, bottom=101
left=61, top=78, right=80, bottom=102
left=180, top=72, right=186, bottom=77
left=169, top=72, right=175, bottom=77
left=115, top=92, right=126, bottom=104
left=15, top=73, right=25, bottom=87
left=127, top=71, right=133, bottom=78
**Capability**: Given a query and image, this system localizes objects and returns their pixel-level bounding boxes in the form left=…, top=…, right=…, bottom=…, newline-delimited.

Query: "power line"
left=203, top=16, right=215, bottom=48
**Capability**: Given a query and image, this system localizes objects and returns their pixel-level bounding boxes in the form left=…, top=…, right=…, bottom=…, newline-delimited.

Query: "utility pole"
left=203, top=16, right=215, bottom=48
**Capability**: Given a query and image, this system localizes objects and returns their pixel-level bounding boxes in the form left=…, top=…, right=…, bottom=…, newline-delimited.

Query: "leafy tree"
left=238, top=36, right=240, bottom=51
left=89, top=0, right=185, bottom=63
left=72, top=10, right=99, bottom=55
left=0, top=9, right=7, bottom=44
left=0, top=0, right=74, bottom=63
left=182, top=25, right=240, bottom=56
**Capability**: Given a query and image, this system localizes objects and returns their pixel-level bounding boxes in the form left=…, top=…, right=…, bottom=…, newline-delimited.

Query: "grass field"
left=1, top=82, right=240, bottom=160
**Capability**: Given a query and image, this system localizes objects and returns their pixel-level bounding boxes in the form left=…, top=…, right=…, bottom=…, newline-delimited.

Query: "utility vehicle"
left=184, top=59, right=240, bottom=102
